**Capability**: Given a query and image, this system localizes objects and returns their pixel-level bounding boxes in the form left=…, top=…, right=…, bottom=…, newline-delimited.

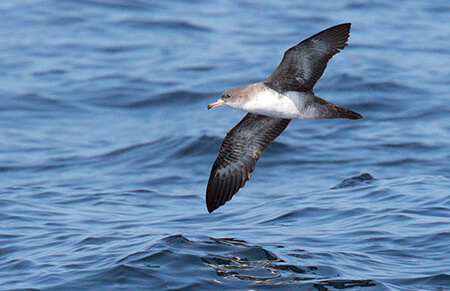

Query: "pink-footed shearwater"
left=206, top=23, right=362, bottom=213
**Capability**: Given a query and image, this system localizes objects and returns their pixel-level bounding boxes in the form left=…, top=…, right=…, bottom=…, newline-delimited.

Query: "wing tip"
left=339, top=22, right=351, bottom=28
left=206, top=182, right=239, bottom=213
left=207, top=203, right=217, bottom=213
left=313, top=22, right=352, bottom=51
left=206, top=180, right=221, bottom=213
left=330, top=22, right=351, bottom=32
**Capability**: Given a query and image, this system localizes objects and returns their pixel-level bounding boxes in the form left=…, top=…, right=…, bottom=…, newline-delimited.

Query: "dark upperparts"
left=264, top=23, right=351, bottom=94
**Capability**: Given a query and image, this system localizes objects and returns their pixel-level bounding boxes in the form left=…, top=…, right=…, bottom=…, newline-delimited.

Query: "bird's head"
left=207, top=87, right=247, bottom=110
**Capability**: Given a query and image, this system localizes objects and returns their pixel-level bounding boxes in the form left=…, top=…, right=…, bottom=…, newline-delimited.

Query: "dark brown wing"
left=206, top=113, right=290, bottom=213
left=264, top=23, right=351, bottom=93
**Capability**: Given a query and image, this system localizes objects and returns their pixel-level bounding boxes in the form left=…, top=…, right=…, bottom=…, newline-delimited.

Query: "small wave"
left=170, top=134, right=222, bottom=159
left=111, top=235, right=382, bottom=289
left=390, top=274, right=450, bottom=289
left=53, top=264, right=166, bottom=290
left=121, top=19, right=211, bottom=32
left=332, top=173, right=374, bottom=189
left=88, top=89, right=207, bottom=109
left=0, top=92, right=80, bottom=114
left=65, top=0, right=160, bottom=11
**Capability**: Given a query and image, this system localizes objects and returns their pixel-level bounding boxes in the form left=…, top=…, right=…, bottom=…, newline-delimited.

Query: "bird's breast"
left=238, top=89, right=311, bottom=119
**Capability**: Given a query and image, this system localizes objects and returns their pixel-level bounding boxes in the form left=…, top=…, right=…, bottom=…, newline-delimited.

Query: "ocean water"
left=0, top=0, right=449, bottom=290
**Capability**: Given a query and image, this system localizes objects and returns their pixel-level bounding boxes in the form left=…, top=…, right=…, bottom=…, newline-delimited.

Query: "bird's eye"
left=224, top=94, right=231, bottom=99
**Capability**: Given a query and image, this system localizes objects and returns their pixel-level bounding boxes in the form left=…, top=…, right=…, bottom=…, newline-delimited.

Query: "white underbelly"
left=240, top=90, right=311, bottom=119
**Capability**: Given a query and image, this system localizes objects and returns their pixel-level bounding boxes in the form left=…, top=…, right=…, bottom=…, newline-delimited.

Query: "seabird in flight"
left=206, top=23, right=362, bottom=213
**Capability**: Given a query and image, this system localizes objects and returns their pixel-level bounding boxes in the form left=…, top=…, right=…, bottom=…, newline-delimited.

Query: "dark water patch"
left=113, top=235, right=215, bottom=289
left=89, top=89, right=207, bottom=109
left=99, top=141, right=160, bottom=161
left=0, top=246, right=19, bottom=261
left=79, top=79, right=149, bottom=108
left=425, top=3, right=450, bottom=13
left=46, top=14, right=86, bottom=26
left=357, top=187, right=400, bottom=202
left=144, top=90, right=208, bottom=108
left=390, top=274, right=450, bottom=290
left=90, top=136, right=188, bottom=171
left=77, top=236, right=121, bottom=246
left=56, top=264, right=166, bottom=290
left=351, top=101, right=386, bottom=113
left=52, top=191, right=110, bottom=206
left=64, top=0, right=161, bottom=11
left=179, top=65, right=215, bottom=72
left=402, top=207, right=450, bottom=218
left=171, top=134, right=223, bottom=159
left=121, top=19, right=211, bottom=32
left=0, top=152, right=94, bottom=177
left=351, top=80, right=423, bottom=95
left=1, top=258, right=36, bottom=272
left=376, top=157, right=428, bottom=167
left=332, top=173, right=375, bottom=189
left=260, top=207, right=333, bottom=225
left=346, top=1, right=393, bottom=9
left=96, top=43, right=150, bottom=54
left=145, top=175, right=188, bottom=188
left=32, top=68, right=67, bottom=77
left=0, top=93, right=80, bottom=115
left=380, top=141, right=438, bottom=151
left=318, top=73, right=425, bottom=97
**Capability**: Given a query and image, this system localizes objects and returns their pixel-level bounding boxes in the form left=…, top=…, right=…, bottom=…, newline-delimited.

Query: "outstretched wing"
left=264, top=23, right=351, bottom=93
left=206, top=113, right=290, bottom=213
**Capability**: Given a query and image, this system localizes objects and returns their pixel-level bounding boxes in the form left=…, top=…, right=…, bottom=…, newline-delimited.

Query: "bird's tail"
left=334, top=105, right=363, bottom=119
left=313, top=96, right=363, bottom=119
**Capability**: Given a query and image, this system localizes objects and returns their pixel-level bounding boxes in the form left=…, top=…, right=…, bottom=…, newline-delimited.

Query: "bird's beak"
left=207, top=99, right=224, bottom=110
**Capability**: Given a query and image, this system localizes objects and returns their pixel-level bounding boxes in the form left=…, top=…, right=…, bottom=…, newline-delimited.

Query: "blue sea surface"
left=0, top=0, right=449, bottom=290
